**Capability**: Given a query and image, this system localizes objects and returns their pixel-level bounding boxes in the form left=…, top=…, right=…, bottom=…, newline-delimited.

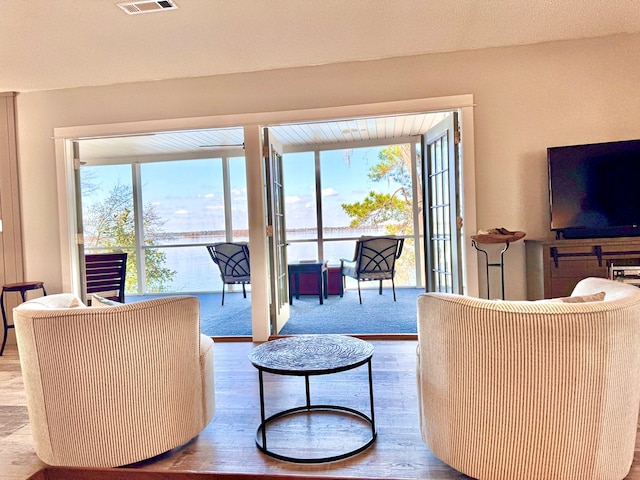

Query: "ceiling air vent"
left=117, top=0, right=178, bottom=15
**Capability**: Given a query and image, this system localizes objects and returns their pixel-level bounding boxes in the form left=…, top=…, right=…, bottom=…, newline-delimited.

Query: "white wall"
left=15, top=33, right=640, bottom=300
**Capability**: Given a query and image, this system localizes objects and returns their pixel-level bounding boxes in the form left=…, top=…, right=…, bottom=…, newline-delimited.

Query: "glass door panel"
left=264, top=129, right=290, bottom=333
left=423, top=113, right=462, bottom=293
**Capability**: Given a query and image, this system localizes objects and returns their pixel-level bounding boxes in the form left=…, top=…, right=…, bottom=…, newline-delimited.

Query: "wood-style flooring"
left=2, top=338, right=640, bottom=480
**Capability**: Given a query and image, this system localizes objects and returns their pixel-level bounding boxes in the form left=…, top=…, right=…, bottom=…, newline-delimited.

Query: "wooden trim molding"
left=0, top=91, right=24, bottom=287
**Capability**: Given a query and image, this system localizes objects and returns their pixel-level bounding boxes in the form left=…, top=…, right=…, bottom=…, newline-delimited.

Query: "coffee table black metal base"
left=255, top=404, right=376, bottom=463
left=249, top=335, right=376, bottom=463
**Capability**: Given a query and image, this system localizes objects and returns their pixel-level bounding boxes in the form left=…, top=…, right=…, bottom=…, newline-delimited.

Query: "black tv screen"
left=548, top=139, right=640, bottom=239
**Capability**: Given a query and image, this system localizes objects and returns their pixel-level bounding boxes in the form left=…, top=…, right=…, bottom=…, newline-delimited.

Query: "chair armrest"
left=339, top=258, right=355, bottom=270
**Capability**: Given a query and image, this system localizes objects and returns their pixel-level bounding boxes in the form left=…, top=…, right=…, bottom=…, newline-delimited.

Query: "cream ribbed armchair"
left=13, top=294, right=215, bottom=468
left=417, top=277, right=640, bottom=480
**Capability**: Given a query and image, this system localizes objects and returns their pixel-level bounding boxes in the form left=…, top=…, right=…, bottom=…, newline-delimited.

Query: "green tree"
left=340, top=144, right=420, bottom=283
left=82, top=181, right=176, bottom=293
left=341, top=144, right=420, bottom=234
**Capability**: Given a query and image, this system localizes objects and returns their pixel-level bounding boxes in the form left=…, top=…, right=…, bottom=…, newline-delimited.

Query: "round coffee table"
left=249, top=334, right=376, bottom=463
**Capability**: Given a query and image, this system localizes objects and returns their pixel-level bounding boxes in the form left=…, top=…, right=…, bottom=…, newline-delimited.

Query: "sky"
left=80, top=145, right=405, bottom=237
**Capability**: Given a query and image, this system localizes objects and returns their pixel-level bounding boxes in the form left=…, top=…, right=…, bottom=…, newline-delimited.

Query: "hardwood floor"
left=2, top=338, right=640, bottom=480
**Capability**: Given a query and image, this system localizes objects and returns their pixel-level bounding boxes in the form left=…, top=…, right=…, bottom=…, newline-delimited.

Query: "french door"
left=423, top=113, right=463, bottom=293
left=264, top=128, right=290, bottom=333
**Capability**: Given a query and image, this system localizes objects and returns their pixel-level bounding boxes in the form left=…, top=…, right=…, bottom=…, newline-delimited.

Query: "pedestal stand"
left=471, top=232, right=525, bottom=299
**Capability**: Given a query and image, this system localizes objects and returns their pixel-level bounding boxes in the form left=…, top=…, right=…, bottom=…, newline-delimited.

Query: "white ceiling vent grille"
left=117, top=0, right=178, bottom=15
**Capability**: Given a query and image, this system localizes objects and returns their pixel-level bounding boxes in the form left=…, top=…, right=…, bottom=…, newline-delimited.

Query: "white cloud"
left=175, top=209, right=188, bottom=215
left=285, top=196, right=301, bottom=204
left=322, top=187, right=338, bottom=197
left=203, top=193, right=215, bottom=198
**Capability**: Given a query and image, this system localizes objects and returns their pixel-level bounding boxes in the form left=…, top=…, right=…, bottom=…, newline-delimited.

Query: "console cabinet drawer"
left=547, top=260, right=606, bottom=278
left=526, top=237, right=640, bottom=299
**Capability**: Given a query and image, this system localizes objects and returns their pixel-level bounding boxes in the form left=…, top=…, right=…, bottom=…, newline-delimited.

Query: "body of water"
left=135, top=227, right=413, bottom=294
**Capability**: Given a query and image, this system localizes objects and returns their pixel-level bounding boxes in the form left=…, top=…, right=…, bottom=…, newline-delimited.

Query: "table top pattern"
left=249, top=334, right=374, bottom=375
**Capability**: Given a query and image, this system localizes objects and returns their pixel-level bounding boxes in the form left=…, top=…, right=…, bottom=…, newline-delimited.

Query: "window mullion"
left=132, top=163, right=146, bottom=294
left=222, top=157, right=232, bottom=241
left=410, top=142, right=423, bottom=288
left=315, top=149, right=324, bottom=260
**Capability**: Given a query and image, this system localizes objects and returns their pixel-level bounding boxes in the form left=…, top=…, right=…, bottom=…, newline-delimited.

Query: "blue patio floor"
left=128, top=287, right=422, bottom=336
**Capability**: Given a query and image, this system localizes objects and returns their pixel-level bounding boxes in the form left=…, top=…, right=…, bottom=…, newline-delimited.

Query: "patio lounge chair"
left=340, top=236, right=404, bottom=304
left=206, top=242, right=251, bottom=306
left=85, top=252, right=128, bottom=304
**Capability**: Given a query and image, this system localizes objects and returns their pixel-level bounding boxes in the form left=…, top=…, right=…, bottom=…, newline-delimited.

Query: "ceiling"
left=78, top=112, right=448, bottom=162
left=3, top=0, right=640, bottom=93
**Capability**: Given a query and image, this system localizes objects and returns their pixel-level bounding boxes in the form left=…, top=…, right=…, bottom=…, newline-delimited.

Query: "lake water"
left=136, top=227, right=413, bottom=293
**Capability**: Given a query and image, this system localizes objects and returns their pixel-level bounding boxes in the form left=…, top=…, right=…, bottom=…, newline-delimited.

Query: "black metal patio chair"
left=206, top=242, right=251, bottom=306
left=340, top=236, right=404, bottom=304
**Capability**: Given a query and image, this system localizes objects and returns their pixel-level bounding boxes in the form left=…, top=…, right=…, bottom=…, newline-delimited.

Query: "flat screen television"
left=548, top=139, right=640, bottom=239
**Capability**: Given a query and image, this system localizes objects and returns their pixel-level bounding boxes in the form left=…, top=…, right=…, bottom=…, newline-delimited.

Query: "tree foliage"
left=341, top=145, right=419, bottom=236
left=82, top=181, right=176, bottom=293
left=340, top=145, right=421, bottom=284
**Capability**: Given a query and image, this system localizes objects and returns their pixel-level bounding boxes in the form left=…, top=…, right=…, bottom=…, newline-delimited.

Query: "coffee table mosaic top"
left=249, top=334, right=374, bottom=375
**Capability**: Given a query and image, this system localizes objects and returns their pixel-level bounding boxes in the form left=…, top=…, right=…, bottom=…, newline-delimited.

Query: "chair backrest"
left=354, top=236, right=404, bottom=279
left=416, top=277, right=640, bottom=480
left=206, top=243, right=250, bottom=283
left=13, top=294, right=212, bottom=467
left=85, top=252, right=128, bottom=303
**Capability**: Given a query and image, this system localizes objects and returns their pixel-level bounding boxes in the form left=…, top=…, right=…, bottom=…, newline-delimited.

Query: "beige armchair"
left=416, top=277, right=640, bottom=480
left=14, top=294, right=215, bottom=468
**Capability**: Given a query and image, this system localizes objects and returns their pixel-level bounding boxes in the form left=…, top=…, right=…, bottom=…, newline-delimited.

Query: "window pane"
left=80, top=165, right=139, bottom=294
left=140, top=158, right=225, bottom=245
left=286, top=242, right=319, bottom=263
left=395, top=238, right=417, bottom=286
left=81, top=164, right=133, bottom=250
left=139, top=158, right=225, bottom=293
left=323, top=239, right=358, bottom=273
left=144, top=246, right=221, bottom=293
left=320, top=145, right=414, bottom=239
left=229, top=156, right=249, bottom=241
left=283, top=152, right=317, bottom=240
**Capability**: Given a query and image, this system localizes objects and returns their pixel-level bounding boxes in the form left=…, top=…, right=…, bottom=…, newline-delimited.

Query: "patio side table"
left=288, top=260, right=328, bottom=305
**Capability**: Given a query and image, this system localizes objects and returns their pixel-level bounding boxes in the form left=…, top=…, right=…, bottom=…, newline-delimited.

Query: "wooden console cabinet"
left=526, top=237, right=640, bottom=299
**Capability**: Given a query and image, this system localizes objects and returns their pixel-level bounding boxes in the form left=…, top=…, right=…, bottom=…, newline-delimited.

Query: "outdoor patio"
left=129, top=287, right=422, bottom=337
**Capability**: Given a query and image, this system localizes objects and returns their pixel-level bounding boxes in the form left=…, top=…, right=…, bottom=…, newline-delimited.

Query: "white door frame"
left=54, top=95, right=478, bottom=342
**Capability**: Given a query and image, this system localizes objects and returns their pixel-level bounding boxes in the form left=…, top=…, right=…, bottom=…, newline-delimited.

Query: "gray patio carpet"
left=128, top=287, right=422, bottom=337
